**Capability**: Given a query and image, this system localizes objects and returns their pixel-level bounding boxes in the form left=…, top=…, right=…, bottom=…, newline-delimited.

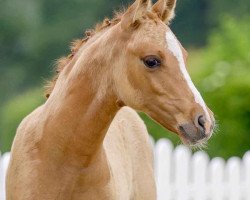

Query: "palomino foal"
left=7, top=0, right=215, bottom=199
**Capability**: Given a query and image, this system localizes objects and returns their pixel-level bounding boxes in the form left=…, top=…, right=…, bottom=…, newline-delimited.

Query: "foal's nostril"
left=198, top=115, right=206, bottom=129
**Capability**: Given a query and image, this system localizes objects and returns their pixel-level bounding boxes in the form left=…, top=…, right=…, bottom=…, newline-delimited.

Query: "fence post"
left=0, top=152, right=4, bottom=200
left=0, top=153, right=10, bottom=200
left=173, top=145, right=191, bottom=200
left=226, top=157, right=242, bottom=200
left=209, top=157, right=225, bottom=200
left=243, top=151, right=250, bottom=198
left=192, top=151, right=209, bottom=200
left=155, top=139, right=173, bottom=200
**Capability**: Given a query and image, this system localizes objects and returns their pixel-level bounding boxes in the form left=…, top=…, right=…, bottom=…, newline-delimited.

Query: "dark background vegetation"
left=1, top=0, right=250, bottom=159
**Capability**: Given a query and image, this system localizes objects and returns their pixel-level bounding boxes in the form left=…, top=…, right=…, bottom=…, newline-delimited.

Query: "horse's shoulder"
left=17, top=105, right=44, bottom=133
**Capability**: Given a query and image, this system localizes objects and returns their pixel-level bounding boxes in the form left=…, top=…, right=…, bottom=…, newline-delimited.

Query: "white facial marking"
left=165, top=31, right=211, bottom=123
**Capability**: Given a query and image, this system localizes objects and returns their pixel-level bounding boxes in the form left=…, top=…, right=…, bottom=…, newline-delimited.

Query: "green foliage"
left=208, top=0, right=250, bottom=26
left=0, top=0, right=130, bottom=104
left=0, top=89, right=44, bottom=152
left=194, top=17, right=250, bottom=158
left=172, top=0, right=210, bottom=47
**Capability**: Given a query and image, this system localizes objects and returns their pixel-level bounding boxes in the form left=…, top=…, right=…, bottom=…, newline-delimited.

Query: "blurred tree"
left=195, top=17, right=250, bottom=158
left=208, top=0, right=250, bottom=27
left=172, top=0, right=210, bottom=47
left=0, top=0, right=129, bottom=105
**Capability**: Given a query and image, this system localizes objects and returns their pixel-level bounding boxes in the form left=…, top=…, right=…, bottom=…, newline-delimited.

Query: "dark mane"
left=44, top=10, right=125, bottom=98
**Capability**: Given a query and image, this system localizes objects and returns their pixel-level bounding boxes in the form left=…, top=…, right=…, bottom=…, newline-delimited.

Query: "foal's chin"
left=179, top=134, right=209, bottom=149
left=156, top=120, right=209, bottom=149
left=177, top=127, right=211, bottom=149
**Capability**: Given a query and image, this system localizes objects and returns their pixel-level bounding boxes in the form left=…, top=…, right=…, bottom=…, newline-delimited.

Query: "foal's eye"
left=142, top=56, right=161, bottom=69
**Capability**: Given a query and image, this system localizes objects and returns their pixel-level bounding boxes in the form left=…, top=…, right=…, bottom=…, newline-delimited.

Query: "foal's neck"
left=42, top=38, right=119, bottom=167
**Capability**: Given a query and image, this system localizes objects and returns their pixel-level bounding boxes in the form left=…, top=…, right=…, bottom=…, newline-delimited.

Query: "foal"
left=6, top=0, right=215, bottom=199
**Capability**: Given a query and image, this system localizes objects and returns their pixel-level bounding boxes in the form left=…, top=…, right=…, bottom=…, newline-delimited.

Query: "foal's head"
left=48, top=0, right=215, bottom=146
left=112, top=0, right=215, bottom=145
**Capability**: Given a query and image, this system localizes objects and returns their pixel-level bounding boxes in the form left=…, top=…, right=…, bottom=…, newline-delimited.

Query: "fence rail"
left=1, top=139, right=250, bottom=200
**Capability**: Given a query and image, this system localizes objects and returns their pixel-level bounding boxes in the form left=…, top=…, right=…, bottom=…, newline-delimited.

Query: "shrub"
left=0, top=89, right=44, bottom=152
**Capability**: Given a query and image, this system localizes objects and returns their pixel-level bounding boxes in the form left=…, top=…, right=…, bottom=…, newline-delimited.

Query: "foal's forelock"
left=165, top=31, right=211, bottom=123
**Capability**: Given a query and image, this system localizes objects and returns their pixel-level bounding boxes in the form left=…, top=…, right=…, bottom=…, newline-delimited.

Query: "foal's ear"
left=152, top=0, right=177, bottom=23
left=121, top=0, right=151, bottom=30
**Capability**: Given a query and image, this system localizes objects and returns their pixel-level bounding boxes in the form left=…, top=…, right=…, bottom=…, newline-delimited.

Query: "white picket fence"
left=154, top=139, right=250, bottom=200
left=1, top=139, right=250, bottom=200
left=0, top=152, right=10, bottom=200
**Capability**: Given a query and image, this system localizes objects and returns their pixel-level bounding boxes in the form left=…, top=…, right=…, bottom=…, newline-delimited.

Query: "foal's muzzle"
left=178, top=114, right=215, bottom=145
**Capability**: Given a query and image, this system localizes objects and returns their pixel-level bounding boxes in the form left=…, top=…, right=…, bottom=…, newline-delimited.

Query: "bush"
left=194, top=17, right=250, bottom=159
left=0, top=89, right=44, bottom=152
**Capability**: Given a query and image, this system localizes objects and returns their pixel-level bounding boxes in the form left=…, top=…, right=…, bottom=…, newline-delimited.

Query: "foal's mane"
left=45, top=11, right=125, bottom=98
